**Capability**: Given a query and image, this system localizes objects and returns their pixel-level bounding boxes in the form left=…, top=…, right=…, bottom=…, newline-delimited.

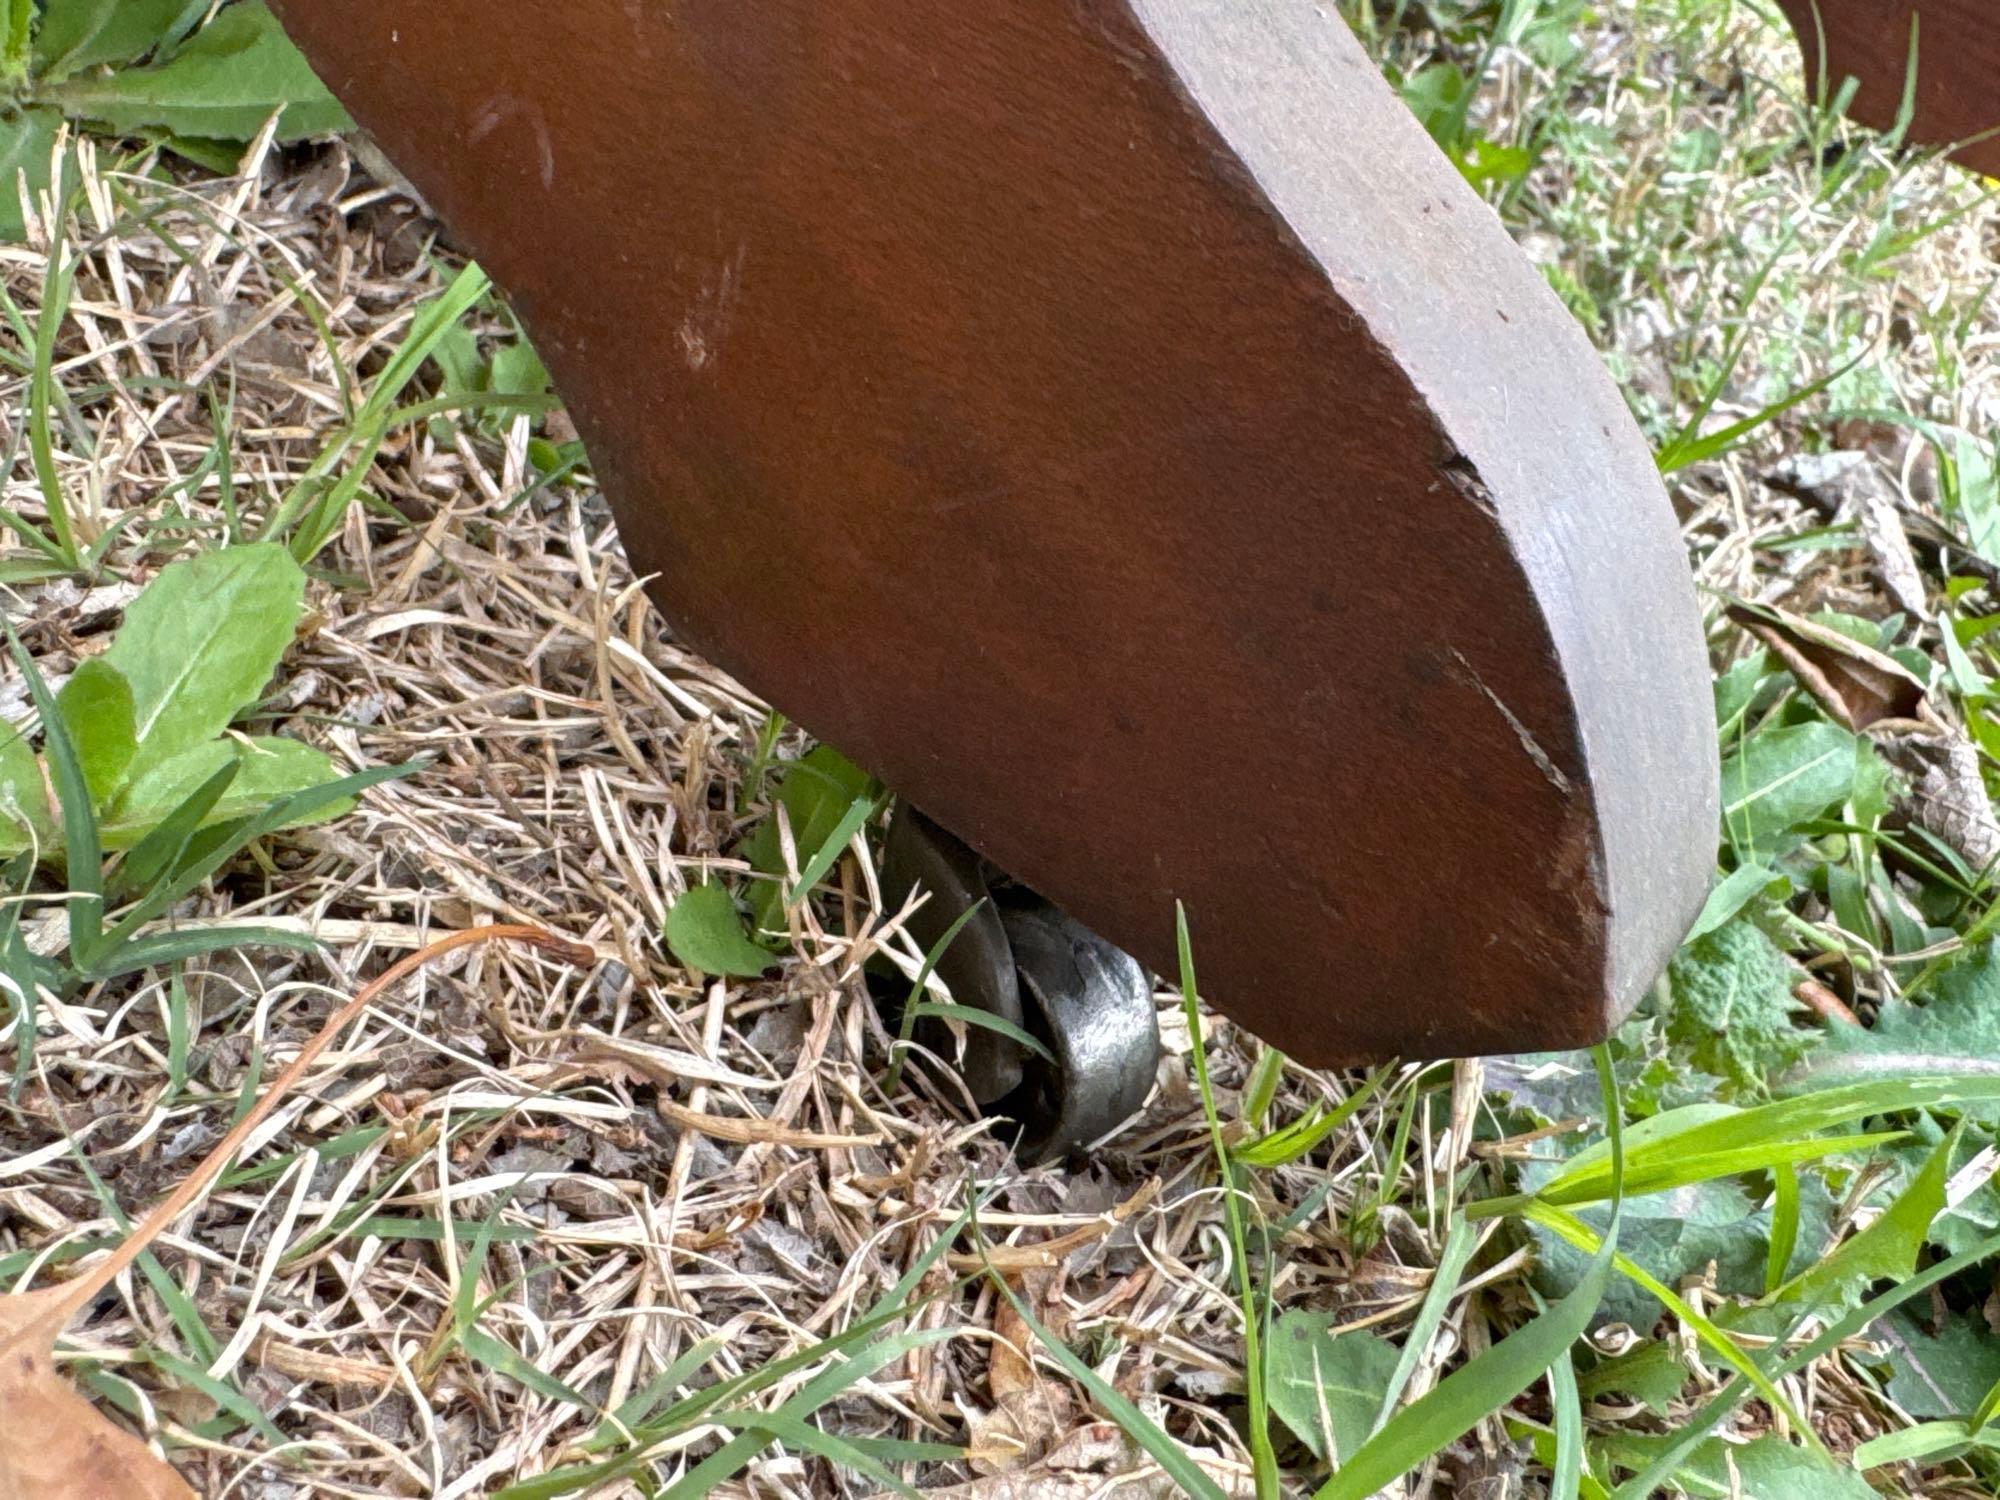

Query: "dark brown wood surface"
left=1777, top=0, right=2000, bottom=175
left=271, top=0, right=1717, bottom=1065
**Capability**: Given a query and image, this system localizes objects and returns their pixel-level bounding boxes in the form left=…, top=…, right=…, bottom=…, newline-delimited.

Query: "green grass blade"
left=1372, top=1217, right=1477, bottom=1431
left=653, top=1328, right=957, bottom=1500
left=1520, top=1200, right=1818, bottom=1452
left=786, top=791, right=879, bottom=903
left=105, top=757, right=240, bottom=901
left=8, top=629, right=101, bottom=962
left=88, top=924, right=321, bottom=979
left=704, top=1410, right=923, bottom=1498
left=883, top=896, right=990, bottom=1096
left=1656, top=350, right=1866, bottom=473
left=902, top=1000, right=1054, bottom=1064
left=1316, top=1049, right=1626, bottom=1500
left=1549, top=1330, right=1585, bottom=1500
left=1609, top=1229, right=2000, bottom=1498
left=26, top=154, right=81, bottom=569
left=1765, top=1162, right=1801, bottom=1295
left=1178, top=904, right=1278, bottom=1499
left=1235, top=1073, right=1382, bottom=1169
left=990, top=1270, right=1231, bottom=1500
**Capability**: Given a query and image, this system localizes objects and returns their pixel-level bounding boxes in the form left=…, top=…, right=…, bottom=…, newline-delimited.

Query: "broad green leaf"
left=1765, top=1129, right=1954, bottom=1315
left=1796, top=942, right=2000, bottom=1114
left=41, top=2, right=350, bottom=142
left=1266, top=1312, right=1399, bottom=1463
left=102, top=542, right=304, bottom=786
left=1575, top=1341, right=1690, bottom=1417
left=0, top=106, right=58, bottom=243
left=1611, top=1231, right=2000, bottom=1499
left=488, top=338, right=552, bottom=400
left=1869, top=1309, right=2000, bottom=1420
left=106, top=757, right=239, bottom=899
left=1684, top=862, right=1784, bottom=943
left=1662, top=917, right=1817, bottom=1094
left=663, top=883, right=776, bottom=979
left=1526, top=1200, right=1817, bottom=1448
left=1596, top=1432, right=1876, bottom=1498
left=103, top=735, right=344, bottom=848
left=32, top=0, right=204, bottom=78
left=1712, top=649, right=1774, bottom=737
left=1400, top=62, right=1472, bottom=149
left=54, top=657, right=134, bottom=806
left=1718, top=720, right=1859, bottom=853
left=0, top=721, right=48, bottom=855
left=1523, top=1173, right=1835, bottom=1332
left=740, top=746, right=878, bottom=934
left=1485, top=1017, right=1721, bottom=1131
left=1951, top=433, right=2000, bottom=567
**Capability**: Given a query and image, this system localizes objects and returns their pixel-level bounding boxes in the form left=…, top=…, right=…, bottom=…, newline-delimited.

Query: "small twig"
left=945, top=1179, right=1160, bottom=1272
left=1795, top=978, right=1861, bottom=1028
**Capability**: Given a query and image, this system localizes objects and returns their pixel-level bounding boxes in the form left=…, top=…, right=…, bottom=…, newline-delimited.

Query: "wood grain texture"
left=1776, top=0, right=2000, bottom=174
left=270, top=0, right=1716, bottom=1064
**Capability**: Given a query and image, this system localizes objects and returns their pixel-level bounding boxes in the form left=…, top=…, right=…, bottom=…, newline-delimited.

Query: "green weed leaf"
left=739, top=746, right=879, bottom=934
left=1267, top=1312, right=1399, bottom=1463
left=1316, top=1050, right=1626, bottom=1499
left=1794, top=941, right=2000, bottom=1105
left=1766, top=1128, right=1954, bottom=1315
left=54, top=657, right=134, bottom=805
left=1524, top=1174, right=1830, bottom=1331
left=1663, top=917, right=1818, bottom=1094
left=40, top=2, right=349, bottom=142
left=1870, top=1309, right=2000, bottom=1420
left=102, top=542, right=303, bottom=790
left=1597, top=1432, right=1876, bottom=1498
left=105, top=736, right=343, bottom=847
left=0, top=719, right=49, bottom=855
left=1718, top=720, right=1861, bottom=854
left=32, top=0, right=203, bottom=79
left=0, top=107, right=59, bottom=242
left=664, top=883, right=775, bottom=979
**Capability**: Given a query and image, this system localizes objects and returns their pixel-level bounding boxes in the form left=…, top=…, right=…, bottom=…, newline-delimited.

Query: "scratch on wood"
left=1450, top=646, right=1571, bottom=795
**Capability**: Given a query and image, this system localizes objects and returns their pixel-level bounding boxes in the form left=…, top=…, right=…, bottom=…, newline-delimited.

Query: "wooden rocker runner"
left=266, top=0, right=1983, bottom=1157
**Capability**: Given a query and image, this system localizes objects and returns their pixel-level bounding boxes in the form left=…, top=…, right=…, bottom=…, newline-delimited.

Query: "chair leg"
left=1775, top=0, right=2000, bottom=175
left=269, top=0, right=1716, bottom=1069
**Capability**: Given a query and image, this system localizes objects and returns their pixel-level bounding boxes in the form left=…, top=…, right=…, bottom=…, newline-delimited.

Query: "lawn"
left=5, top=1, right=2000, bottom=1496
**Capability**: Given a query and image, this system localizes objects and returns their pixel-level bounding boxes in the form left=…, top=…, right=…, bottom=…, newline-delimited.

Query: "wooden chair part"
left=269, top=0, right=1718, bottom=1066
left=1776, top=0, right=2000, bottom=175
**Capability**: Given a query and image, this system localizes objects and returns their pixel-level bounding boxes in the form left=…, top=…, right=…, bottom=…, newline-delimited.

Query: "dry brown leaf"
left=1879, top=726, right=2000, bottom=874
left=879, top=1422, right=1258, bottom=1499
left=651, top=1095, right=880, bottom=1148
left=0, top=1287, right=196, bottom=1499
left=1726, top=600, right=1928, bottom=731
left=971, top=1267, right=1073, bottom=1474
left=945, top=1179, right=1161, bottom=1272
left=0, top=924, right=583, bottom=1500
left=1852, top=470, right=1929, bottom=619
left=1764, top=451, right=1928, bottom=616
